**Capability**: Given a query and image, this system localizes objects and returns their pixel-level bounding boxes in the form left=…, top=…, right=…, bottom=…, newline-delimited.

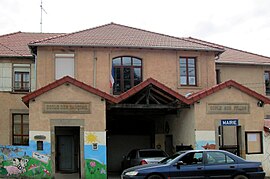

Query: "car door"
left=169, top=151, right=205, bottom=179
left=204, top=151, right=237, bottom=179
left=122, top=150, right=137, bottom=169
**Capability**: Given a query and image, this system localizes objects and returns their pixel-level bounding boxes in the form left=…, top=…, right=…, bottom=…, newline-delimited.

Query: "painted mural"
left=0, top=131, right=52, bottom=178
left=195, top=131, right=216, bottom=150
left=84, top=131, right=107, bottom=179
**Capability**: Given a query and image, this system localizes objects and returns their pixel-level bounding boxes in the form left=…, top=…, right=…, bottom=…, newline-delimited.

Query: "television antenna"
left=40, top=0, right=47, bottom=32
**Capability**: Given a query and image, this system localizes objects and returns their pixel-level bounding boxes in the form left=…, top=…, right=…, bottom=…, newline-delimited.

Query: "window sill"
left=177, top=85, right=203, bottom=90
left=11, top=91, right=31, bottom=94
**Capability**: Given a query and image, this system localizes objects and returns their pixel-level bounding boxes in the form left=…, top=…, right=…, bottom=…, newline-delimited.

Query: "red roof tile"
left=23, top=77, right=270, bottom=108
left=0, top=32, right=64, bottom=57
left=29, top=23, right=223, bottom=53
left=186, top=37, right=270, bottom=65
left=22, top=76, right=117, bottom=105
left=187, top=80, right=270, bottom=104
left=115, top=78, right=190, bottom=104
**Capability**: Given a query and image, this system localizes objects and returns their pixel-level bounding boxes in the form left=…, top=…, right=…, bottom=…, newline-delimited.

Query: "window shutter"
left=55, top=54, right=75, bottom=79
left=0, top=63, right=12, bottom=91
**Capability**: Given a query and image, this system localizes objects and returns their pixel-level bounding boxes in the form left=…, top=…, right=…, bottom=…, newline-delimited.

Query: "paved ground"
left=54, top=172, right=121, bottom=179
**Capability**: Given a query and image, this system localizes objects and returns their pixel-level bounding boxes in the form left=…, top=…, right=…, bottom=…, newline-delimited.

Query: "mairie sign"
left=221, top=119, right=239, bottom=126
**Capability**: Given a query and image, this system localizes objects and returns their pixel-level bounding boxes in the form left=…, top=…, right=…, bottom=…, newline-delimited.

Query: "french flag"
left=110, top=66, right=115, bottom=88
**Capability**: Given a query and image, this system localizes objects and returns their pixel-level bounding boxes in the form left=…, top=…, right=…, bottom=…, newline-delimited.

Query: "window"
left=55, top=54, right=74, bottom=79
left=13, top=64, right=30, bottom=92
left=112, top=56, right=142, bottom=94
left=180, top=57, right=196, bottom=86
left=180, top=152, right=203, bottom=165
left=245, top=131, right=263, bottom=154
left=264, top=71, right=270, bottom=95
left=206, top=151, right=235, bottom=164
left=12, top=114, right=29, bottom=145
left=216, top=69, right=221, bottom=84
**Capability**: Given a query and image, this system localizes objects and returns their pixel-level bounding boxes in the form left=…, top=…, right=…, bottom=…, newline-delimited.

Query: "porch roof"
left=187, top=80, right=270, bottom=104
left=22, top=76, right=117, bottom=105
left=23, top=77, right=270, bottom=107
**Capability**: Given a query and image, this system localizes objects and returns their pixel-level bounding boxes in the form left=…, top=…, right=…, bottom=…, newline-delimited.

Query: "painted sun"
left=86, top=133, right=98, bottom=144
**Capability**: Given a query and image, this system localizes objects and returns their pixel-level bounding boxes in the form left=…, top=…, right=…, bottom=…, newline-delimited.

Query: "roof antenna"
left=40, top=0, right=47, bottom=33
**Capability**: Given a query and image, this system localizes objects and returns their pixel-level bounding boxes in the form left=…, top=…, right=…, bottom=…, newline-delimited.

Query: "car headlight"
left=125, top=171, right=138, bottom=176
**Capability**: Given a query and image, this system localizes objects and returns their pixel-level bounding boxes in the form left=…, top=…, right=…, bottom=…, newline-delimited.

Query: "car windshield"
left=159, top=153, right=180, bottom=164
left=139, top=150, right=167, bottom=158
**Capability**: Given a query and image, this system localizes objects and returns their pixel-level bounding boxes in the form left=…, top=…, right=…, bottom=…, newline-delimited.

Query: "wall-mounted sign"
left=221, top=119, right=239, bottom=126
left=43, top=102, right=91, bottom=114
left=207, top=103, right=249, bottom=114
left=34, top=135, right=46, bottom=140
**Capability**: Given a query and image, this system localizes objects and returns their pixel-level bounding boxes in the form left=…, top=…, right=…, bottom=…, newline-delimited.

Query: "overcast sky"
left=1, top=0, right=270, bottom=56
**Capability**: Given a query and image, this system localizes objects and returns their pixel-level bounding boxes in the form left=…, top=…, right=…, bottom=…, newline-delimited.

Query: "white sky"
left=1, top=0, right=270, bottom=56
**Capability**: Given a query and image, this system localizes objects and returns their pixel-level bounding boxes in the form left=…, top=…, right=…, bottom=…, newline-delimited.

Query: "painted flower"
left=90, top=161, right=96, bottom=167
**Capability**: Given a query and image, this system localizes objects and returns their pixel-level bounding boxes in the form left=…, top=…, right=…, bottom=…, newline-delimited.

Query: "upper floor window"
left=55, top=54, right=74, bottom=79
left=216, top=69, right=221, bottom=84
left=12, top=114, right=29, bottom=145
left=112, top=56, right=142, bottom=95
left=13, top=64, right=30, bottom=92
left=264, top=71, right=270, bottom=96
left=180, top=57, right=197, bottom=86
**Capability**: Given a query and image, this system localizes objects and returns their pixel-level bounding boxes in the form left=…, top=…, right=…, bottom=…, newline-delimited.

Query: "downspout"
left=93, top=51, right=97, bottom=88
left=34, top=54, right=37, bottom=91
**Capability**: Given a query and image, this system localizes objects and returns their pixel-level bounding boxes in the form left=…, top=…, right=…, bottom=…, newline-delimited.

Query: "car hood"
left=123, top=163, right=165, bottom=173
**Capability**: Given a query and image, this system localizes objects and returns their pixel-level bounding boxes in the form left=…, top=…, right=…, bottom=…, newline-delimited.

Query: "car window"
left=160, top=153, right=180, bottom=164
left=128, top=150, right=137, bottom=159
left=180, top=152, right=203, bottom=165
left=139, top=150, right=167, bottom=158
left=206, top=151, right=235, bottom=164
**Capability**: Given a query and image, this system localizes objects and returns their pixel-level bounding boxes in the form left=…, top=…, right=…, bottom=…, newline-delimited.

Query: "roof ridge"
left=29, top=23, right=113, bottom=45
left=29, top=23, right=222, bottom=52
left=187, top=37, right=270, bottom=59
left=0, top=31, right=22, bottom=38
left=112, top=23, right=223, bottom=51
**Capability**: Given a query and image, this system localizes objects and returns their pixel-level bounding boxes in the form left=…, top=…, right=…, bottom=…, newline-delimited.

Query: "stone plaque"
left=207, top=103, right=249, bottom=114
left=43, top=102, right=91, bottom=114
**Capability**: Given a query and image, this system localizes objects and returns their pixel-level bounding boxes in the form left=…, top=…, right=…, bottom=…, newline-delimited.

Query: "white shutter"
left=55, top=54, right=74, bottom=79
left=0, top=63, right=12, bottom=91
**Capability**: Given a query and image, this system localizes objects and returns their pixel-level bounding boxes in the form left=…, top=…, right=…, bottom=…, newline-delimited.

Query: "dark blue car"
left=121, top=150, right=265, bottom=179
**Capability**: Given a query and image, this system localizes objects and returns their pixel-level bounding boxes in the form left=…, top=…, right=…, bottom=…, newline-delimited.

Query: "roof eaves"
left=28, top=43, right=224, bottom=52
left=216, top=61, right=270, bottom=66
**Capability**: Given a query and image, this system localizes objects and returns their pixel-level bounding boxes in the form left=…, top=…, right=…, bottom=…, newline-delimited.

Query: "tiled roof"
left=23, top=76, right=270, bottom=107
left=22, top=76, right=117, bottom=105
left=29, top=23, right=224, bottom=52
left=0, top=32, right=63, bottom=57
left=187, top=80, right=270, bottom=104
left=115, top=77, right=190, bottom=104
left=186, top=37, right=270, bottom=65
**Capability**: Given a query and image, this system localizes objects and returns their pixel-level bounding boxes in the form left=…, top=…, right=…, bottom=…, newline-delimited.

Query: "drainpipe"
left=93, top=51, right=97, bottom=88
left=33, top=54, right=37, bottom=91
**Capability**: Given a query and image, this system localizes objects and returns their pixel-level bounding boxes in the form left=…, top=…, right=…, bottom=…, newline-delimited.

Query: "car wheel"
left=234, top=175, right=248, bottom=179
left=147, top=174, right=163, bottom=179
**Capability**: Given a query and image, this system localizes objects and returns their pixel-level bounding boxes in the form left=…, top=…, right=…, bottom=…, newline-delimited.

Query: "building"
left=0, top=23, right=270, bottom=178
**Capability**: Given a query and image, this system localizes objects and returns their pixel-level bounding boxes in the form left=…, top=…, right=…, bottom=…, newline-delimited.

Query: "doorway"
left=55, top=127, right=80, bottom=173
left=218, top=125, right=241, bottom=156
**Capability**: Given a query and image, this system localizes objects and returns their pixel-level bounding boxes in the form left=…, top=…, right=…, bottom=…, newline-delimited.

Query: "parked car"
left=121, top=149, right=169, bottom=170
left=121, top=150, right=265, bottom=179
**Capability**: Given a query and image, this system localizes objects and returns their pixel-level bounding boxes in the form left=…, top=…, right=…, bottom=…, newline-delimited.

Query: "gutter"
left=216, top=61, right=270, bottom=66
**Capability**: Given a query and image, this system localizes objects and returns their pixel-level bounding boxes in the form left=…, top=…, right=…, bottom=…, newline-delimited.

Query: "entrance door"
left=165, top=135, right=173, bottom=156
left=55, top=127, right=80, bottom=173
left=218, top=126, right=240, bottom=156
left=58, top=136, right=74, bottom=171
